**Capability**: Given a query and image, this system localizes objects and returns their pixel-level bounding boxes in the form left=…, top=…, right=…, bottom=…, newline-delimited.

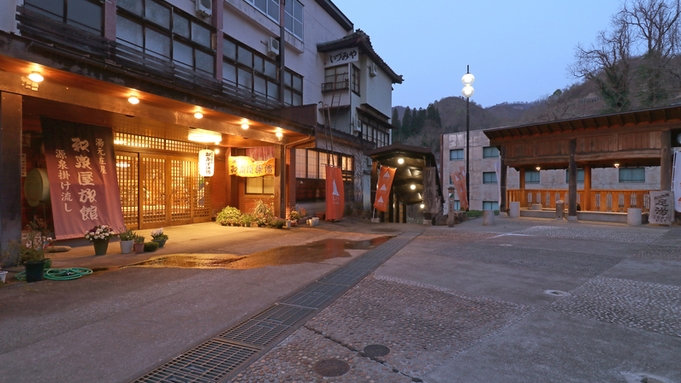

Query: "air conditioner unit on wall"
left=267, top=37, right=280, bottom=57
left=196, top=0, right=212, bottom=18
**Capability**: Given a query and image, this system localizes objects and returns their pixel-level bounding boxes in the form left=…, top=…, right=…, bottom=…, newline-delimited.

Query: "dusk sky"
left=335, top=0, right=623, bottom=109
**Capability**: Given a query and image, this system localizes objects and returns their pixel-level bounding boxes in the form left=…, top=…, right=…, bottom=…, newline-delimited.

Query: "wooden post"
left=660, top=130, right=672, bottom=191
left=0, top=92, right=23, bottom=265
left=583, top=165, right=591, bottom=211
left=519, top=168, right=526, bottom=207
left=568, top=138, right=577, bottom=219
left=499, top=146, right=507, bottom=214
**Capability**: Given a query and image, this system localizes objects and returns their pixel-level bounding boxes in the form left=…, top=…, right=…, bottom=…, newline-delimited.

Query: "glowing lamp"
left=198, top=149, right=215, bottom=177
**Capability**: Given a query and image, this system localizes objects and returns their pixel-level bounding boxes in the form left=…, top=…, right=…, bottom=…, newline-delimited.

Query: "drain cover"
left=313, top=359, right=350, bottom=377
left=363, top=344, right=390, bottom=357
left=544, top=289, right=568, bottom=296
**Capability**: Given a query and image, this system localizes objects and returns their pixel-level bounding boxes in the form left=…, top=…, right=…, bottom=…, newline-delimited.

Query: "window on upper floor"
left=619, top=167, right=645, bottom=183
left=565, top=169, right=585, bottom=183
left=25, top=0, right=103, bottom=35
left=116, top=0, right=215, bottom=76
left=449, top=149, right=464, bottom=160
left=295, top=149, right=353, bottom=181
left=323, top=65, right=349, bottom=92
left=482, top=172, right=497, bottom=184
left=358, top=119, right=389, bottom=148
left=351, top=65, right=360, bottom=95
left=483, top=146, right=499, bottom=158
left=244, top=0, right=304, bottom=40
left=525, top=170, right=540, bottom=184
left=222, top=36, right=302, bottom=106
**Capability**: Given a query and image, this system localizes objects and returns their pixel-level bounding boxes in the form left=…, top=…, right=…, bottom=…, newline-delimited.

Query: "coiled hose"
left=15, top=267, right=93, bottom=281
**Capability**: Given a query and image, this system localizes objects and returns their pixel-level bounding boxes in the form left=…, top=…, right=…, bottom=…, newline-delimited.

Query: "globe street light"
left=461, top=65, right=474, bottom=211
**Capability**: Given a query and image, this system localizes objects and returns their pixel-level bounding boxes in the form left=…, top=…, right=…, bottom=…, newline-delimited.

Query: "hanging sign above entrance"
left=228, top=156, right=275, bottom=177
left=198, top=149, right=215, bottom=177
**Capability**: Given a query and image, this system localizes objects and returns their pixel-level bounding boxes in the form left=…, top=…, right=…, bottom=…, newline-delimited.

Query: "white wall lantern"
left=198, top=149, right=215, bottom=177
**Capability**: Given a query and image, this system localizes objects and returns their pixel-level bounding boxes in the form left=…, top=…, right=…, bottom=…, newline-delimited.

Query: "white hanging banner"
left=673, top=150, right=681, bottom=213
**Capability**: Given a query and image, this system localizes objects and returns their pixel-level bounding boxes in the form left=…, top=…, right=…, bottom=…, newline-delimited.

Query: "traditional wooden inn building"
left=0, top=0, right=403, bottom=253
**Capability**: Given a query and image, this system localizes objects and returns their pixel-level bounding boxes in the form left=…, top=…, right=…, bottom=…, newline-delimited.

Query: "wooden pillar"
left=519, top=168, right=526, bottom=207
left=660, top=130, right=672, bottom=190
left=287, top=147, right=296, bottom=211
left=583, top=165, right=591, bottom=211
left=499, top=146, right=507, bottom=213
left=568, top=138, right=577, bottom=219
left=0, top=92, right=23, bottom=266
left=274, top=144, right=286, bottom=218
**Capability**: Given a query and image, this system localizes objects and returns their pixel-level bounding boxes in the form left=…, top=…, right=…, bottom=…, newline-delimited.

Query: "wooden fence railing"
left=507, top=189, right=652, bottom=213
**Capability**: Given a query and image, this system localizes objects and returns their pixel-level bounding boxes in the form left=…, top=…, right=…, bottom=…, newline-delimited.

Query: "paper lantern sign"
left=199, top=149, right=215, bottom=177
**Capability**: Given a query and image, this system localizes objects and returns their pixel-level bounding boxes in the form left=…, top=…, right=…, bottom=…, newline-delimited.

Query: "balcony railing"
left=507, top=189, right=651, bottom=213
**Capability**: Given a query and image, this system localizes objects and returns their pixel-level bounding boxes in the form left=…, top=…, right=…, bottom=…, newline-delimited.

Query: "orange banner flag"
left=325, top=165, right=344, bottom=220
left=450, top=167, right=468, bottom=211
left=374, top=166, right=396, bottom=212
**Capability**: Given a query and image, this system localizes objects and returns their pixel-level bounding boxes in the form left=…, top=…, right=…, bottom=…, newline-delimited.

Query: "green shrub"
left=251, top=200, right=274, bottom=226
left=216, top=206, right=242, bottom=226
left=143, top=241, right=159, bottom=252
left=466, top=210, right=483, bottom=218
left=241, top=213, right=254, bottom=227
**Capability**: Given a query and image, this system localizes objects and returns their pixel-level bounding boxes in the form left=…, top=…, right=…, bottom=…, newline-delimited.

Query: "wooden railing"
left=507, top=189, right=652, bottom=213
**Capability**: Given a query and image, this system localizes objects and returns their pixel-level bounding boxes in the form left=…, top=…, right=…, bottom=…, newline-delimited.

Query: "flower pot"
left=152, top=239, right=166, bottom=248
left=25, top=260, right=46, bottom=282
left=120, top=240, right=134, bottom=254
left=0, top=270, right=7, bottom=283
left=134, top=243, right=145, bottom=254
left=93, top=239, right=109, bottom=256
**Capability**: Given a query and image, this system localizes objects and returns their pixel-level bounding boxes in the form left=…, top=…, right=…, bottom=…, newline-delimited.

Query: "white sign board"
left=673, top=151, right=681, bottom=213
left=326, top=48, right=359, bottom=66
left=649, top=190, right=673, bottom=225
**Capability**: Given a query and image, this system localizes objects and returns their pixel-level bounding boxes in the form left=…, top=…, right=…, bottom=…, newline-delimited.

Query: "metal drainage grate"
left=363, top=344, right=390, bottom=358
left=218, top=319, right=292, bottom=348
left=313, top=358, right=350, bottom=377
left=281, top=282, right=348, bottom=308
left=318, top=268, right=368, bottom=286
left=134, top=339, right=259, bottom=383
left=251, top=304, right=315, bottom=326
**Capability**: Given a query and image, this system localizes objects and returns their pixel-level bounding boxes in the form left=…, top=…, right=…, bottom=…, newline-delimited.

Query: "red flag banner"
left=373, top=166, right=396, bottom=212
left=42, top=118, right=125, bottom=239
left=450, top=167, right=468, bottom=211
left=325, top=165, right=344, bottom=220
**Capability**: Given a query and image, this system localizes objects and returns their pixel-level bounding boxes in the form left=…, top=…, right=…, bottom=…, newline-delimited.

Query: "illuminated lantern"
left=198, top=149, right=215, bottom=177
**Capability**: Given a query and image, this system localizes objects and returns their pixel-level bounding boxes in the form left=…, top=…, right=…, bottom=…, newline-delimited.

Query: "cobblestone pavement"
left=227, top=220, right=681, bottom=383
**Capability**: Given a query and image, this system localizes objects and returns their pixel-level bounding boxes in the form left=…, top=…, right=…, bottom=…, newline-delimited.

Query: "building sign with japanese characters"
left=42, top=118, right=125, bottom=239
left=325, top=48, right=359, bottom=66
left=648, top=190, right=672, bottom=226
left=228, top=156, right=275, bottom=177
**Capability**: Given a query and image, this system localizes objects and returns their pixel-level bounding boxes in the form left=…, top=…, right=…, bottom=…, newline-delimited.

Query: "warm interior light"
left=128, top=96, right=140, bottom=105
left=214, top=148, right=220, bottom=155
left=535, top=166, right=541, bottom=171
left=397, top=158, right=405, bottom=165
left=275, top=131, right=283, bottom=141
left=410, top=184, right=416, bottom=190
left=194, top=112, right=203, bottom=119
left=241, top=123, right=249, bottom=130
left=614, top=163, right=620, bottom=168
left=188, top=128, right=222, bottom=144
left=28, top=71, right=44, bottom=83
left=419, top=203, right=425, bottom=209
left=198, top=149, right=215, bottom=177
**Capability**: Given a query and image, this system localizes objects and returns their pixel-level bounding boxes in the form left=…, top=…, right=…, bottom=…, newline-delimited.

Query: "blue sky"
left=334, top=0, right=623, bottom=109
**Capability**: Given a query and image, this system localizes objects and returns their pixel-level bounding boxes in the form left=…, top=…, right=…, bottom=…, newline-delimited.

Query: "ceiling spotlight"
left=614, top=163, right=620, bottom=168
left=397, top=158, right=405, bottom=165
left=420, top=203, right=425, bottom=209
left=194, top=112, right=203, bottom=119
left=241, top=123, right=249, bottom=130
left=410, top=184, right=416, bottom=190
left=128, top=96, right=140, bottom=105
left=214, top=148, right=220, bottom=155
left=28, top=71, right=44, bottom=83
left=275, top=131, right=283, bottom=141
left=535, top=166, right=541, bottom=171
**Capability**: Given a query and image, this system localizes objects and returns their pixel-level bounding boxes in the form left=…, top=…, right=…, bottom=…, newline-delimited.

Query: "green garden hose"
left=15, top=267, right=93, bottom=281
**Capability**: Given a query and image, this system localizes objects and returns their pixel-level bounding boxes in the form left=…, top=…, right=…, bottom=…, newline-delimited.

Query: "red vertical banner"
left=325, top=165, right=344, bottom=220
left=42, top=118, right=125, bottom=239
left=450, top=167, right=468, bottom=211
left=373, top=166, right=396, bottom=212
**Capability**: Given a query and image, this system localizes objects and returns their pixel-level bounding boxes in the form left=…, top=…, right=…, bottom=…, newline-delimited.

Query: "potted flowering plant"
left=150, top=228, right=168, bottom=248
left=118, top=229, right=135, bottom=254
left=19, top=229, right=48, bottom=282
left=84, top=224, right=116, bottom=256
left=133, top=235, right=145, bottom=254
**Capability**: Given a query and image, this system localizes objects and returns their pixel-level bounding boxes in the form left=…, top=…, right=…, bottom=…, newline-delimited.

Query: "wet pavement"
left=1, top=216, right=680, bottom=383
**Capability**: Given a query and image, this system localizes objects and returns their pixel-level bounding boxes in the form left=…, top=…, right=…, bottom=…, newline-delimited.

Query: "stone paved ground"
left=228, top=220, right=681, bottom=383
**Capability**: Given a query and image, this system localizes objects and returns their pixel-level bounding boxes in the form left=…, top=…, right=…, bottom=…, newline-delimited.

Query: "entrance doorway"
left=116, top=151, right=211, bottom=229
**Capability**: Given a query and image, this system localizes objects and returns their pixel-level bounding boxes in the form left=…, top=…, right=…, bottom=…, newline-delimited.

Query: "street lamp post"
left=461, top=66, right=474, bottom=211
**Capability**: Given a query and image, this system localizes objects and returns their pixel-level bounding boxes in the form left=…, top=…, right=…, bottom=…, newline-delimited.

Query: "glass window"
left=238, top=68, right=253, bottom=90
left=565, top=169, right=585, bottom=183
left=191, top=22, right=211, bottom=47
left=351, top=65, right=360, bottom=94
left=307, top=151, right=318, bottom=178
left=222, top=62, right=236, bottom=84
left=26, top=0, right=103, bottom=35
left=483, top=146, right=499, bottom=158
left=452, top=200, right=461, bottom=210
left=483, top=201, right=499, bottom=210
left=145, top=0, right=170, bottom=28
left=323, top=65, right=349, bottom=91
left=26, top=0, right=64, bottom=18
left=173, top=13, right=190, bottom=38
left=284, top=0, right=304, bottom=38
left=483, top=172, right=497, bottom=184
left=145, top=28, right=171, bottom=59
left=619, top=167, right=645, bottom=183
left=295, top=149, right=307, bottom=178
left=117, top=16, right=144, bottom=47
left=223, top=39, right=237, bottom=60
left=525, top=170, right=540, bottom=184
left=449, top=149, right=464, bottom=160
left=246, top=176, right=274, bottom=194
